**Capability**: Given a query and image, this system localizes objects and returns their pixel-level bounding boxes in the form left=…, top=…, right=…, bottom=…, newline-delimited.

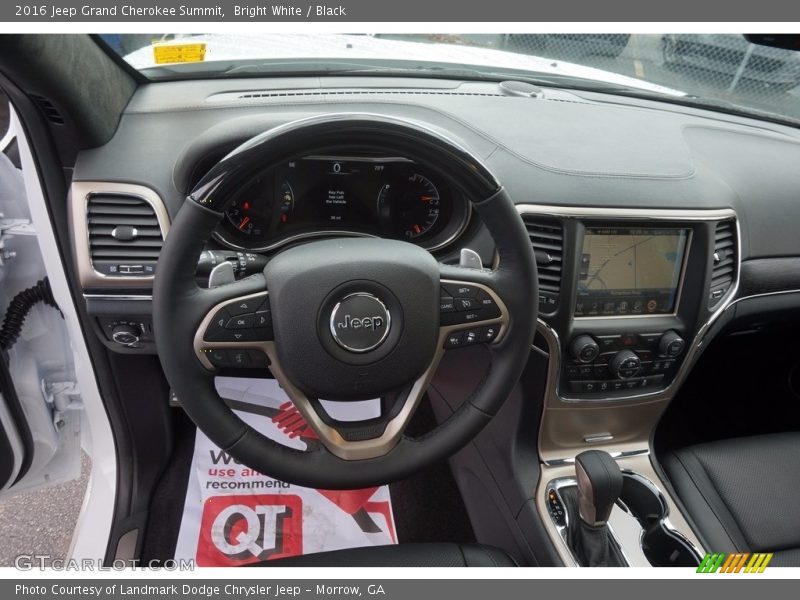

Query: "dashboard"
left=53, top=70, right=800, bottom=571
left=212, top=155, right=470, bottom=252
left=70, top=76, right=800, bottom=396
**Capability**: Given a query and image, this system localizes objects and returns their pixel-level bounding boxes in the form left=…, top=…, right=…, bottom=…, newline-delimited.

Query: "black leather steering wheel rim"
left=153, top=114, right=537, bottom=489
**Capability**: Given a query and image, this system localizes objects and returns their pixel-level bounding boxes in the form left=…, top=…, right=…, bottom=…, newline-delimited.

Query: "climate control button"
left=658, top=330, right=686, bottom=358
left=570, top=335, right=600, bottom=364
left=609, top=349, right=642, bottom=379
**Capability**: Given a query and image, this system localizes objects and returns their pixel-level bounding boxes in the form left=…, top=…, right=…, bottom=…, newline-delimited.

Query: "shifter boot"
left=561, top=486, right=627, bottom=567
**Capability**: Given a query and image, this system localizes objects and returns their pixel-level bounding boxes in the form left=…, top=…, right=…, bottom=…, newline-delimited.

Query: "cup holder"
left=618, top=471, right=701, bottom=567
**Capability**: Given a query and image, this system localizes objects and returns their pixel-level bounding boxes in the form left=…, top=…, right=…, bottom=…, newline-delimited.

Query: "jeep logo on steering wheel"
left=337, top=314, right=385, bottom=330
left=329, top=293, right=391, bottom=353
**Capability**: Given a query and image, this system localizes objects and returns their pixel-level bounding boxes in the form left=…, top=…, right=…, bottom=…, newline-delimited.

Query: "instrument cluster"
left=213, top=155, right=471, bottom=252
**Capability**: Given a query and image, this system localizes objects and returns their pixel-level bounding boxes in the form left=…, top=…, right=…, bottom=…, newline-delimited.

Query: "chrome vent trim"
left=88, top=195, right=163, bottom=265
left=709, top=219, right=737, bottom=308
left=522, top=215, right=564, bottom=314
left=70, top=182, right=170, bottom=289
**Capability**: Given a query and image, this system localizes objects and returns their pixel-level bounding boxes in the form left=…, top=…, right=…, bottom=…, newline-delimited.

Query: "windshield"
left=104, top=33, right=800, bottom=125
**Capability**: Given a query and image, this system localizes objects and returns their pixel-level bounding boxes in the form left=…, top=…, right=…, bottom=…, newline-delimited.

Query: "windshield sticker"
left=153, top=42, right=207, bottom=65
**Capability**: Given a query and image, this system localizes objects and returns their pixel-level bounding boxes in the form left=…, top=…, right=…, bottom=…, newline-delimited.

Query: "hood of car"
left=124, top=33, right=687, bottom=97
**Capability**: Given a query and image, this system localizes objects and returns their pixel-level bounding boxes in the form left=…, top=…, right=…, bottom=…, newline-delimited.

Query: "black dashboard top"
left=73, top=76, right=800, bottom=262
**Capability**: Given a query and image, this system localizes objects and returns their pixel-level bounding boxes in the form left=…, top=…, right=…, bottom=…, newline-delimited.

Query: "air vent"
left=87, top=194, right=164, bottom=277
left=204, top=87, right=505, bottom=104
left=709, top=219, right=737, bottom=307
left=30, top=95, right=65, bottom=125
left=235, top=89, right=503, bottom=100
left=522, top=216, right=564, bottom=313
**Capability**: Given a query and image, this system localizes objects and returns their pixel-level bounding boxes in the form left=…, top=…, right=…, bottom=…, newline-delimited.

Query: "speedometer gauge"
left=377, top=173, right=441, bottom=239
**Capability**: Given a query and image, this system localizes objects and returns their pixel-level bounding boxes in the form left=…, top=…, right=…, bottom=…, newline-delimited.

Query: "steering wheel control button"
left=464, top=330, right=480, bottom=344
left=442, top=283, right=479, bottom=298
left=255, top=311, right=272, bottom=327
left=329, top=292, right=391, bottom=353
left=227, top=297, right=263, bottom=316
left=481, top=325, right=499, bottom=343
left=235, top=330, right=260, bottom=342
left=475, top=290, right=501, bottom=318
left=203, top=308, right=232, bottom=341
left=444, top=326, right=499, bottom=349
left=440, top=308, right=487, bottom=326
left=462, top=310, right=484, bottom=323
left=455, top=297, right=479, bottom=311
left=444, top=332, right=466, bottom=348
left=204, top=348, right=230, bottom=368
left=201, top=295, right=275, bottom=343
left=226, top=314, right=255, bottom=329
left=229, top=349, right=252, bottom=367
left=247, top=350, right=270, bottom=368
left=439, top=296, right=456, bottom=312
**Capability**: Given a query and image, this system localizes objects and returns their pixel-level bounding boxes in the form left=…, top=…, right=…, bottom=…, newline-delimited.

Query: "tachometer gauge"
left=225, top=198, right=267, bottom=237
left=378, top=173, right=441, bottom=240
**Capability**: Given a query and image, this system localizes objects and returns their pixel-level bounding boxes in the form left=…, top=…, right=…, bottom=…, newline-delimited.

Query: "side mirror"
left=744, top=34, right=800, bottom=52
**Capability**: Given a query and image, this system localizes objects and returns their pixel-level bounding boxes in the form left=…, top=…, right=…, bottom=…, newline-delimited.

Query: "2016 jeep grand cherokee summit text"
left=0, top=33, right=799, bottom=568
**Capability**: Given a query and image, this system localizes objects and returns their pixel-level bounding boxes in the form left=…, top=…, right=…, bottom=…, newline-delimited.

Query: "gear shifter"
left=575, top=449, right=623, bottom=527
left=562, top=450, right=627, bottom=566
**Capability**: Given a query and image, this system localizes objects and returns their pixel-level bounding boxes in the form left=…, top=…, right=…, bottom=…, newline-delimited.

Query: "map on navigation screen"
left=575, top=228, right=688, bottom=317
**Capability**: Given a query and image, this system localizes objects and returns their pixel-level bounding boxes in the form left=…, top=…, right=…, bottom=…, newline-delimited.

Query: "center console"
left=519, top=203, right=740, bottom=567
left=523, top=210, right=738, bottom=405
left=562, top=225, right=691, bottom=399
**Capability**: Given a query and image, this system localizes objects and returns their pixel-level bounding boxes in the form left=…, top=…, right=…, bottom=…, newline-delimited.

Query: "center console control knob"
left=658, top=330, right=686, bottom=358
left=570, top=335, right=600, bottom=363
left=609, top=349, right=641, bottom=378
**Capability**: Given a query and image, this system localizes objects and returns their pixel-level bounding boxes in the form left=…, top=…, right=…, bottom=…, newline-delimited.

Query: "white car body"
left=125, top=33, right=686, bottom=97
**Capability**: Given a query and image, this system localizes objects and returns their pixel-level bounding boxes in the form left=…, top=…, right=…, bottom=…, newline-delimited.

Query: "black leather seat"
left=255, top=543, right=517, bottom=567
left=663, top=432, right=800, bottom=566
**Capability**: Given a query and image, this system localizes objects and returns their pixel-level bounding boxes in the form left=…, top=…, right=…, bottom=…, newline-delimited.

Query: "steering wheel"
left=153, top=114, right=537, bottom=489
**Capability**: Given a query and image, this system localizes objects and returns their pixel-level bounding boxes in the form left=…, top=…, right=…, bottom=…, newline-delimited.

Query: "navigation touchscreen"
left=575, top=227, right=689, bottom=317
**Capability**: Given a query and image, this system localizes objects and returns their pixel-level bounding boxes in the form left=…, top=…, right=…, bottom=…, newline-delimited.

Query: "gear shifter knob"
left=575, top=450, right=623, bottom=527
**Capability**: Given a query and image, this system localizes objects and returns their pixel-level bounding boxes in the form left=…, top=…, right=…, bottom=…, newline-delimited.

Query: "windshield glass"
left=104, top=33, right=800, bottom=125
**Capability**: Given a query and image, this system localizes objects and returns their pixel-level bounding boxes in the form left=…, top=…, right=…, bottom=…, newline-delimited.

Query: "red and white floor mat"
left=174, top=377, right=397, bottom=566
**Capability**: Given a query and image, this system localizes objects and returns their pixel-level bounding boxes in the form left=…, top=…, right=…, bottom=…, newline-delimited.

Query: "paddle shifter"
left=562, top=450, right=627, bottom=566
